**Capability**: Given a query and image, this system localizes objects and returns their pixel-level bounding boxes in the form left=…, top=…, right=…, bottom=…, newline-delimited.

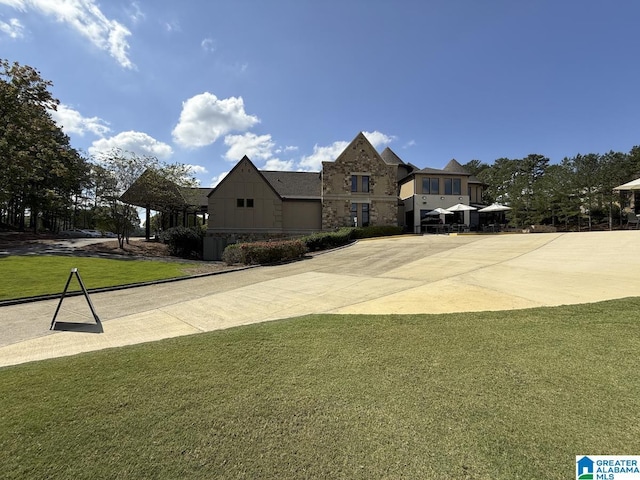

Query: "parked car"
left=82, top=229, right=103, bottom=238
left=59, top=228, right=89, bottom=238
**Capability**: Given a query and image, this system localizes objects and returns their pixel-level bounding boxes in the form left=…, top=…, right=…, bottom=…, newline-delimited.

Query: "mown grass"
left=0, top=256, right=193, bottom=300
left=1, top=299, right=639, bottom=479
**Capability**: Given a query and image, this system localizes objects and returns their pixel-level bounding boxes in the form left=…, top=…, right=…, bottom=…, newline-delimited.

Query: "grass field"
left=2, top=299, right=639, bottom=479
left=0, top=256, right=195, bottom=300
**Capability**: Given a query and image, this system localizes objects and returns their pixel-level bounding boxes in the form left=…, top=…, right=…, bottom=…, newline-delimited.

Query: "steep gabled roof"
left=380, top=147, right=405, bottom=165
left=121, top=168, right=189, bottom=210
left=209, top=155, right=282, bottom=199
left=443, top=159, right=469, bottom=174
left=261, top=171, right=321, bottom=199
left=331, top=131, right=387, bottom=166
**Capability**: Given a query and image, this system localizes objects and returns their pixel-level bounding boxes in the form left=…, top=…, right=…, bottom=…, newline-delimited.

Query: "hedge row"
left=222, top=226, right=405, bottom=265
left=302, top=225, right=404, bottom=251
left=222, top=239, right=307, bottom=265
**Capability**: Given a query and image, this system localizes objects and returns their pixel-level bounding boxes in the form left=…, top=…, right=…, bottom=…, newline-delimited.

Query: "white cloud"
left=201, top=37, right=215, bottom=53
left=164, top=20, right=180, bottom=32
left=0, top=0, right=134, bottom=68
left=50, top=104, right=110, bottom=137
left=263, top=158, right=294, bottom=171
left=89, top=131, right=173, bottom=159
left=284, top=145, right=298, bottom=152
left=223, top=132, right=275, bottom=162
left=0, top=17, right=23, bottom=38
left=403, top=139, right=416, bottom=148
left=127, top=2, right=144, bottom=24
left=297, top=131, right=395, bottom=171
left=210, top=171, right=229, bottom=188
left=186, top=164, right=208, bottom=176
left=172, top=92, right=259, bottom=148
left=299, top=141, right=349, bottom=171
left=363, top=130, right=396, bottom=149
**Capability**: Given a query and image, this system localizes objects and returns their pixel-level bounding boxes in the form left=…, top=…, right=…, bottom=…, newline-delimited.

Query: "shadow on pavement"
left=51, top=321, right=104, bottom=334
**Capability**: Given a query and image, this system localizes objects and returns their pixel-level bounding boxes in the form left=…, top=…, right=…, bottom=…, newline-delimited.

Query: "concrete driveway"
left=1, top=231, right=639, bottom=367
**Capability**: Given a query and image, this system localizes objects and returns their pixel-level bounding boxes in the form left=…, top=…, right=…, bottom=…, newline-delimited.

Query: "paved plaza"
left=1, top=231, right=639, bottom=367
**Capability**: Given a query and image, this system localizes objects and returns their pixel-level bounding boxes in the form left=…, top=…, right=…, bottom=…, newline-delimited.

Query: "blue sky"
left=2, top=0, right=639, bottom=187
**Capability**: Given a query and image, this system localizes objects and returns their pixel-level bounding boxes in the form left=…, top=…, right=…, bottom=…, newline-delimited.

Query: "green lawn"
left=0, top=256, right=194, bottom=300
left=2, top=299, right=639, bottom=479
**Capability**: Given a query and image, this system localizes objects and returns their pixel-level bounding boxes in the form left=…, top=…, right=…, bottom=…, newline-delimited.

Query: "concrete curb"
left=0, top=264, right=257, bottom=308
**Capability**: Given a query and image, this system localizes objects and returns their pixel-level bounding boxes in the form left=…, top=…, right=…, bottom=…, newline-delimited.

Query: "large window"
left=444, top=178, right=461, bottom=195
left=352, top=175, right=370, bottom=193
left=362, top=175, right=370, bottom=193
left=422, top=177, right=439, bottom=194
left=351, top=203, right=358, bottom=225
left=362, top=203, right=370, bottom=226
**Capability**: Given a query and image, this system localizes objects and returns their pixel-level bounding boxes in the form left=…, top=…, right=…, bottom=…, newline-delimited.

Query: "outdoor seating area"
left=420, top=202, right=511, bottom=235
left=626, top=212, right=640, bottom=229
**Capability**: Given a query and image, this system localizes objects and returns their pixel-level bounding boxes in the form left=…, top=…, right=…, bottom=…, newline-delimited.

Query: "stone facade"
left=321, top=132, right=399, bottom=230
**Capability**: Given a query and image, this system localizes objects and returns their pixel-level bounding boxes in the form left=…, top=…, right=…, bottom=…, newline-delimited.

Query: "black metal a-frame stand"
left=50, top=268, right=101, bottom=330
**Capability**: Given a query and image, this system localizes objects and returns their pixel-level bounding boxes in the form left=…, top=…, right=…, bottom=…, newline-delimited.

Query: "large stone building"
left=203, top=131, right=484, bottom=258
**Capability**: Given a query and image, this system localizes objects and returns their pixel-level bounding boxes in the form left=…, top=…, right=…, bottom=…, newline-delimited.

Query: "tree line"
left=465, top=149, right=640, bottom=230
left=0, top=59, right=195, bottom=244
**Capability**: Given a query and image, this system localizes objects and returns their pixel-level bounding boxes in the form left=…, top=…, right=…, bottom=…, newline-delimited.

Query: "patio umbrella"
left=425, top=208, right=454, bottom=216
left=445, top=203, right=476, bottom=226
left=613, top=178, right=640, bottom=190
left=478, top=203, right=511, bottom=213
left=446, top=203, right=477, bottom=212
left=422, top=208, right=454, bottom=226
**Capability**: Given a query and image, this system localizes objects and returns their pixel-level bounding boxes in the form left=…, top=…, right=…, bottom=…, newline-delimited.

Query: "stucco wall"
left=282, top=200, right=322, bottom=230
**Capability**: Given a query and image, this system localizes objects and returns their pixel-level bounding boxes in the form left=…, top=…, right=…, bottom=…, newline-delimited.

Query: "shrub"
left=302, top=228, right=353, bottom=252
left=302, top=225, right=403, bottom=251
left=222, top=239, right=307, bottom=265
left=351, top=225, right=404, bottom=239
left=159, top=226, right=204, bottom=259
left=221, top=243, right=244, bottom=265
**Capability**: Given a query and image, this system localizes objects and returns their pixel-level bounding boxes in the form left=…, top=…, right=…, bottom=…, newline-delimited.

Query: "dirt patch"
left=80, top=239, right=171, bottom=257
left=79, top=239, right=237, bottom=275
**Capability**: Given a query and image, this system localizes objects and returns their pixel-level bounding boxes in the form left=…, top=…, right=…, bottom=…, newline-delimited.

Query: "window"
left=422, top=177, right=439, bottom=194
left=362, top=175, right=370, bottom=193
left=351, top=203, right=358, bottom=225
left=452, top=178, right=461, bottom=195
left=362, top=203, right=370, bottom=226
left=351, top=174, right=370, bottom=193
left=246, top=198, right=254, bottom=208
left=236, top=198, right=244, bottom=207
left=445, top=178, right=462, bottom=195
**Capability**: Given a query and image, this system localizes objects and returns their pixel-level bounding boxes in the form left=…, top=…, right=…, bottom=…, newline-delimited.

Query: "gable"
left=210, top=156, right=281, bottom=200
left=329, top=132, right=388, bottom=170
